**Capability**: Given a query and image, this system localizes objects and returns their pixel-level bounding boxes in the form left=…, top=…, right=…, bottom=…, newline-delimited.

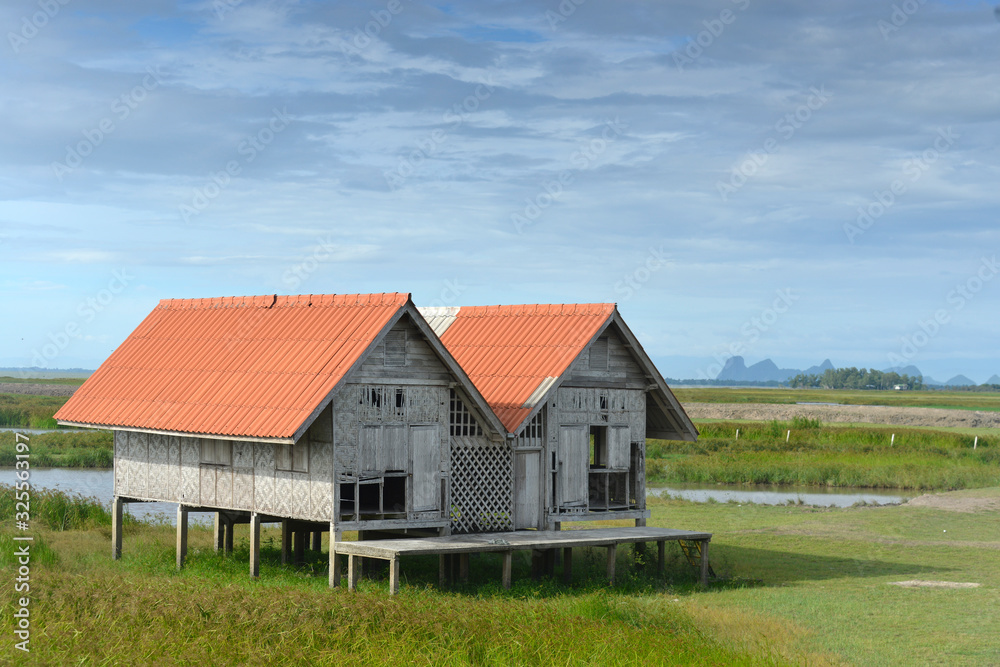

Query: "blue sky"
left=2, top=0, right=999, bottom=382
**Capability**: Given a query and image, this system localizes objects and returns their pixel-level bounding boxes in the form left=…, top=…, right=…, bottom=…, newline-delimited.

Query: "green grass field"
left=0, top=430, right=112, bottom=468
left=648, top=420, right=999, bottom=490
left=2, top=486, right=998, bottom=665
left=673, top=387, right=1000, bottom=411
left=0, top=376, right=86, bottom=386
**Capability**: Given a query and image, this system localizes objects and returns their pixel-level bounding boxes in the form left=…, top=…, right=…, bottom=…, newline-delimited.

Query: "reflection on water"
left=649, top=482, right=915, bottom=507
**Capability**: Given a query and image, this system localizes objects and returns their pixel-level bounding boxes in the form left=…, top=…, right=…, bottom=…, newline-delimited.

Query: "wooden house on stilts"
left=55, top=294, right=707, bottom=591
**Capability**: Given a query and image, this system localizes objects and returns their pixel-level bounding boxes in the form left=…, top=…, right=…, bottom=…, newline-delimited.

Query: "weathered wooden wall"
left=113, top=402, right=335, bottom=521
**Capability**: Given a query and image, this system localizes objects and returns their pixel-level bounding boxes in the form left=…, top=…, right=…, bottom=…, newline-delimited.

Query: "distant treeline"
left=942, top=384, right=1000, bottom=392
left=788, top=367, right=924, bottom=390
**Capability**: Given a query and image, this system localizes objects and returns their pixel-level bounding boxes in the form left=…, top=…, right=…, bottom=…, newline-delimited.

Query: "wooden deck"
left=332, top=527, right=712, bottom=594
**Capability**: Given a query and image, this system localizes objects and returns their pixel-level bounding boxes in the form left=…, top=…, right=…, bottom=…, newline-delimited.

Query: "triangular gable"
left=420, top=303, right=697, bottom=440
left=56, top=293, right=410, bottom=440
left=419, top=304, right=615, bottom=433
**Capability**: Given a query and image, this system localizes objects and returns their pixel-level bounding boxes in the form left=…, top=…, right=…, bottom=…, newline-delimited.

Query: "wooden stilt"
left=502, top=551, right=513, bottom=590
left=389, top=555, right=401, bottom=595
left=544, top=548, right=556, bottom=576
left=329, top=526, right=341, bottom=588
left=563, top=547, right=573, bottom=585
left=176, top=505, right=189, bottom=570
left=699, top=540, right=711, bottom=586
left=249, top=512, right=261, bottom=578
left=348, top=555, right=360, bottom=591
left=213, top=512, right=224, bottom=552
left=281, top=520, right=291, bottom=565
left=311, top=530, right=322, bottom=552
left=531, top=549, right=543, bottom=580
left=111, top=496, right=123, bottom=561
left=439, top=555, right=448, bottom=588
left=224, top=518, right=234, bottom=555
left=459, top=553, right=470, bottom=584
left=606, top=544, right=616, bottom=585
left=294, top=528, right=306, bottom=565
left=657, top=540, right=666, bottom=574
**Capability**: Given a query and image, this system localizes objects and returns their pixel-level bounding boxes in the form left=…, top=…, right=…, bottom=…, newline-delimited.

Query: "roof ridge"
left=158, top=292, right=409, bottom=310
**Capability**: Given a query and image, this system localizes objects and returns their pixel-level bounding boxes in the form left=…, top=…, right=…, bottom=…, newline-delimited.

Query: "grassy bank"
left=673, top=387, right=1000, bottom=411
left=0, top=430, right=112, bottom=468
left=3, top=487, right=999, bottom=664
left=648, top=421, right=999, bottom=490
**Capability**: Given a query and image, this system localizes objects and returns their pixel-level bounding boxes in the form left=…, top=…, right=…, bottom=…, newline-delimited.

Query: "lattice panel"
left=450, top=438, right=513, bottom=534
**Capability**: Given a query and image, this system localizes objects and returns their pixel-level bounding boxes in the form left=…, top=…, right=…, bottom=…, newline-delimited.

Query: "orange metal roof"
left=434, top=303, right=615, bottom=432
left=55, top=293, right=409, bottom=439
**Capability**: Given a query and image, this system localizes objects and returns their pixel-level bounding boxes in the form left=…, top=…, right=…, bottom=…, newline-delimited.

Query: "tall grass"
left=0, top=484, right=134, bottom=531
left=0, top=393, right=69, bottom=428
left=0, top=430, right=113, bottom=468
left=647, top=423, right=998, bottom=490
left=673, top=387, right=1000, bottom=411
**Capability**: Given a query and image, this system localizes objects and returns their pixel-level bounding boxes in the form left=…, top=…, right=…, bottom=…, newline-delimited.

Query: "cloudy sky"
left=2, top=0, right=998, bottom=382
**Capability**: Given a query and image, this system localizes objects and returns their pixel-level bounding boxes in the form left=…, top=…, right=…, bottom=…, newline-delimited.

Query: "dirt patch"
left=0, top=383, right=78, bottom=397
left=684, top=402, right=1000, bottom=429
left=905, top=493, right=1000, bottom=514
left=888, top=580, right=981, bottom=589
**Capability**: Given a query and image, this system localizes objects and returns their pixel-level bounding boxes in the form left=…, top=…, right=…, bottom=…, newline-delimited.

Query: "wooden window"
left=589, top=337, right=608, bottom=370
left=449, top=389, right=483, bottom=437
left=200, top=439, right=231, bottom=466
left=276, top=442, right=309, bottom=473
left=516, top=410, right=544, bottom=448
left=384, top=330, right=406, bottom=366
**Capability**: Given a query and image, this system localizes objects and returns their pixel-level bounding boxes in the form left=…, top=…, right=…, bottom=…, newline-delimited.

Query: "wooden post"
left=176, top=505, right=188, bottom=570
left=329, top=525, right=341, bottom=588
left=439, top=555, right=448, bottom=588
left=111, top=496, right=123, bottom=561
left=311, top=530, right=322, bottom=552
left=531, top=549, right=543, bottom=580
left=213, top=512, right=224, bottom=553
left=502, top=551, right=513, bottom=590
left=389, top=555, right=401, bottom=595
left=281, top=520, right=291, bottom=565
left=459, top=553, right=470, bottom=583
left=249, top=512, right=261, bottom=578
left=657, top=540, right=666, bottom=574
left=606, top=544, right=616, bottom=585
left=699, top=540, right=710, bottom=586
left=348, top=555, right=360, bottom=591
left=224, top=518, right=234, bottom=555
left=563, top=547, right=573, bottom=585
left=294, top=528, right=306, bottom=565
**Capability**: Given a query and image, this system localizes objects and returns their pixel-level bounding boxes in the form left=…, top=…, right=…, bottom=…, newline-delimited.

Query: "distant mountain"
left=716, top=356, right=818, bottom=383
left=803, top=359, right=834, bottom=375
left=922, top=376, right=944, bottom=386
left=944, top=374, right=976, bottom=387
left=987, top=374, right=1000, bottom=385
left=884, top=365, right=924, bottom=378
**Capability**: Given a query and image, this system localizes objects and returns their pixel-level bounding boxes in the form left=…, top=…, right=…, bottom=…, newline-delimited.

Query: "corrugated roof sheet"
left=428, top=303, right=615, bottom=433
left=55, top=293, right=409, bottom=439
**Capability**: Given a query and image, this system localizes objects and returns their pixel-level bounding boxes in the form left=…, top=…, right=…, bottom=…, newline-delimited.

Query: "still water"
left=11, top=468, right=917, bottom=525
left=649, top=482, right=916, bottom=507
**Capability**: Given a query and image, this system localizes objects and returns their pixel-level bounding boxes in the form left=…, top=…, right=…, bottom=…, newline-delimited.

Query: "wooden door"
left=608, top=425, right=631, bottom=470
left=514, top=450, right=541, bottom=529
left=410, top=424, right=440, bottom=511
left=558, top=425, right=588, bottom=508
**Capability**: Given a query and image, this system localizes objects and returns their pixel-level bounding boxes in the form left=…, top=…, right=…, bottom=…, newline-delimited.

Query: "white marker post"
left=735, top=429, right=739, bottom=440
left=891, top=433, right=895, bottom=447
left=786, top=430, right=790, bottom=443
left=974, top=436, right=978, bottom=450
